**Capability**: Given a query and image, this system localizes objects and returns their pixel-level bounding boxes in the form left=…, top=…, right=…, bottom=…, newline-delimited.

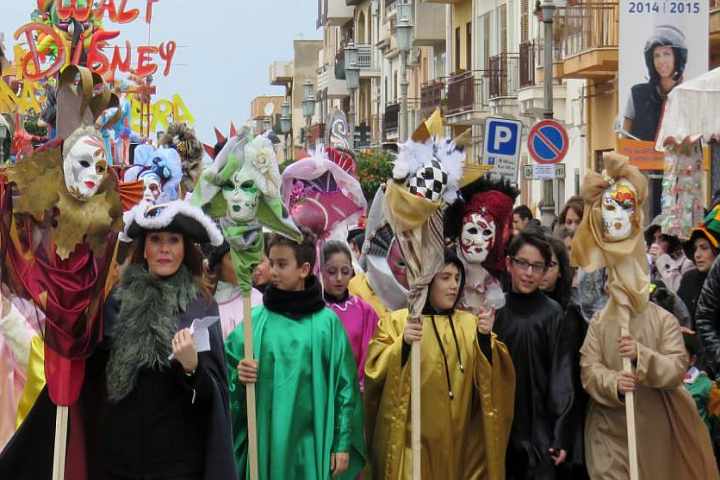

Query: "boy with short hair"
left=225, top=230, right=366, bottom=479
left=494, top=230, right=575, bottom=480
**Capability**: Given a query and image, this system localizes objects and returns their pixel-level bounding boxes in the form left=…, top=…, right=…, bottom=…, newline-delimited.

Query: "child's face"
left=322, top=252, right=353, bottom=298
left=269, top=244, right=310, bottom=292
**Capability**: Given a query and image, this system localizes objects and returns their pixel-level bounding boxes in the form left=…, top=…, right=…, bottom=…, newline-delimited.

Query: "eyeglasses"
left=324, top=265, right=354, bottom=278
left=511, top=257, right=548, bottom=274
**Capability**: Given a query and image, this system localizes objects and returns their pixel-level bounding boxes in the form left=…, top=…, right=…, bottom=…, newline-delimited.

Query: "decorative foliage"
left=356, top=149, right=395, bottom=203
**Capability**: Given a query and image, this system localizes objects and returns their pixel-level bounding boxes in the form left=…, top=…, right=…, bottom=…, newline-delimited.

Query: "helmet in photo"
left=644, top=24, right=688, bottom=84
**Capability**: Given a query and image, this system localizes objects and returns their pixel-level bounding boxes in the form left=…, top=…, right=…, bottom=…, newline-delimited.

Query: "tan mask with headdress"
left=571, top=152, right=650, bottom=316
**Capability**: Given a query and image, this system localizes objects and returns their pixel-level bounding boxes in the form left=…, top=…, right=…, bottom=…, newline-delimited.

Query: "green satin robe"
left=225, top=306, right=366, bottom=480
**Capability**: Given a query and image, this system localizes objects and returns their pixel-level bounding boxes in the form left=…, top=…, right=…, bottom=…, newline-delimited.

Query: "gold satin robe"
left=581, top=303, right=719, bottom=480
left=349, top=272, right=391, bottom=321
left=364, top=308, right=515, bottom=480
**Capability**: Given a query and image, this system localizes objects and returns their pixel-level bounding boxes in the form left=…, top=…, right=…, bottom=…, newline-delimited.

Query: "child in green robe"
left=225, top=230, right=366, bottom=479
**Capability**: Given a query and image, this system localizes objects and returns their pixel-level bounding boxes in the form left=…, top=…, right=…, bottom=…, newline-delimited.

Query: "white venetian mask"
left=63, top=134, right=108, bottom=201
left=460, top=212, right=496, bottom=264
left=601, top=179, right=636, bottom=242
left=140, top=173, right=162, bottom=203
left=223, top=171, right=260, bottom=223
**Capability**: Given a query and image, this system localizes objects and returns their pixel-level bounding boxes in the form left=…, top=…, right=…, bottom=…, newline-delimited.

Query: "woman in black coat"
left=0, top=201, right=238, bottom=480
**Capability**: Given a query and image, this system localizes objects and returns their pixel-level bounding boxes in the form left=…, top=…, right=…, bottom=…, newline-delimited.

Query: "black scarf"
left=263, top=275, right=326, bottom=319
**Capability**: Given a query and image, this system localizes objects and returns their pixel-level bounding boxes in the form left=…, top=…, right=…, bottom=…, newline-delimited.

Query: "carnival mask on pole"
left=125, top=144, right=182, bottom=205
left=140, top=173, right=162, bottom=202
left=460, top=212, right=496, bottom=264
left=62, top=127, right=108, bottom=201
left=223, top=172, right=260, bottom=223
left=601, top=180, right=637, bottom=242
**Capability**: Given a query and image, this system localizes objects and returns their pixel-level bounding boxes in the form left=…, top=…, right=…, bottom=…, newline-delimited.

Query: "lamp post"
left=302, top=79, right=315, bottom=150
left=345, top=41, right=360, bottom=149
left=539, top=0, right=556, bottom=226
left=280, top=98, right=292, bottom=162
left=395, top=1, right=413, bottom=143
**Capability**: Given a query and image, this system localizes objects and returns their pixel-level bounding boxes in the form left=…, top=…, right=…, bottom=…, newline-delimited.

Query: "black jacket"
left=696, top=259, right=720, bottom=375
left=0, top=294, right=238, bottom=480
left=494, top=290, right=575, bottom=480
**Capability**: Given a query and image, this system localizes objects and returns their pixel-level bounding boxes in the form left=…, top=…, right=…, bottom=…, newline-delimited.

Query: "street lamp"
left=345, top=41, right=360, bottom=149
left=539, top=0, right=556, bottom=225
left=302, top=79, right=315, bottom=150
left=395, top=1, right=413, bottom=142
left=280, top=98, right=292, bottom=162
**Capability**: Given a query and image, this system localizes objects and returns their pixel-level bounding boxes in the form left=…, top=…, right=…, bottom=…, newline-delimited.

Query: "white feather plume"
left=393, top=139, right=434, bottom=181
left=433, top=137, right=465, bottom=204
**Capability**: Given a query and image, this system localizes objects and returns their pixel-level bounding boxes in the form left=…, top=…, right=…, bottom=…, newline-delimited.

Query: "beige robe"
left=581, top=303, right=719, bottom=479
left=364, top=309, right=515, bottom=480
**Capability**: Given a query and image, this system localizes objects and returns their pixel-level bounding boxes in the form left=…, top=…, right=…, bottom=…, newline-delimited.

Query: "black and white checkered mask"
left=407, top=157, right=448, bottom=202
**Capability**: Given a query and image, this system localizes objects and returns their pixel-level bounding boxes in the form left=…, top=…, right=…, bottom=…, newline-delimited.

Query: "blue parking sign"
left=483, top=117, right=523, bottom=182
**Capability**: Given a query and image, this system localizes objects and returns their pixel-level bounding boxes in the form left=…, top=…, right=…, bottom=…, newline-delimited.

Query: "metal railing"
left=356, top=44, right=375, bottom=70
left=519, top=41, right=536, bottom=88
left=421, top=81, right=444, bottom=116
left=557, top=2, right=619, bottom=59
left=446, top=71, right=489, bottom=116
left=384, top=102, right=400, bottom=134
left=488, top=52, right=520, bottom=99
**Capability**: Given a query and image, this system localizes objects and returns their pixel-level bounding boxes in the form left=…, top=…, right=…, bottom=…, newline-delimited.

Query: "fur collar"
left=106, top=264, right=198, bottom=402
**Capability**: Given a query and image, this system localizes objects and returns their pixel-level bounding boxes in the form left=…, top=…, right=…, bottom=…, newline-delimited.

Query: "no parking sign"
left=527, top=119, right=569, bottom=165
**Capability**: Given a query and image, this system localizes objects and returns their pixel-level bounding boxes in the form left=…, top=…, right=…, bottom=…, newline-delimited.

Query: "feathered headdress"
left=124, top=144, right=182, bottom=202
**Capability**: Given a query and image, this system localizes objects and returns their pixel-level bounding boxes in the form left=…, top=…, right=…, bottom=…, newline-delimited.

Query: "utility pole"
left=540, top=0, right=556, bottom=226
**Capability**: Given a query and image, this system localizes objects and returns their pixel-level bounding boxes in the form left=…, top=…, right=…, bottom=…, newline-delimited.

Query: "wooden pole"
left=621, top=327, right=639, bottom=480
left=411, top=320, right=421, bottom=480
left=243, top=294, right=259, bottom=480
left=52, top=405, right=68, bottom=480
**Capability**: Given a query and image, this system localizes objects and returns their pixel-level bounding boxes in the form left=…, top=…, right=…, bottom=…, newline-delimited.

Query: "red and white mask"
left=63, top=134, right=107, bottom=201
left=460, top=212, right=496, bottom=264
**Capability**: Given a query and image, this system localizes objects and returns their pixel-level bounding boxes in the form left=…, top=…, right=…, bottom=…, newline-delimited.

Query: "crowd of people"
left=1, top=123, right=720, bottom=480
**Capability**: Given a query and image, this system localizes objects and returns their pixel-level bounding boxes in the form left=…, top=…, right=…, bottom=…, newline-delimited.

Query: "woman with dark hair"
left=0, top=201, right=237, bottom=479
left=679, top=209, right=720, bottom=330
left=623, top=25, right=688, bottom=141
left=558, top=197, right=583, bottom=234
left=320, top=240, right=378, bottom=389
left=541, top=236, right=589, bottom=480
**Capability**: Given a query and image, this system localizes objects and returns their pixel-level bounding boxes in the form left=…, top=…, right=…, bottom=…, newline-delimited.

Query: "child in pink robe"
left=321, top=241, right=378, bottom=390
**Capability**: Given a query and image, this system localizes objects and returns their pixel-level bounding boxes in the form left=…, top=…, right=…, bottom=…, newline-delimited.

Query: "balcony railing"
left=356, top=44, right=374, bottom=69
left=384, top=102, right=400, bottom=135
left=488, top=53, right=520, bottom=99
left=557, top=3, right=619, bottom=59
left=519, top=42, right=536, bottom=88
left=446, top=71, right=488, bottom=116
left=421, top=81, right=444, bottom=117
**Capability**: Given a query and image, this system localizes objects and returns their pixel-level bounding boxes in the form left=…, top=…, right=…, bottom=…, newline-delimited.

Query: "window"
left=482, top=14, right=490, bottom=69
left=455, top=27, right=461, bottom=72
left=521, top=0, right=529, bottom=43
left=499, top=4, right=507, bottom=53
left=466, top=22, right=472, bottom=71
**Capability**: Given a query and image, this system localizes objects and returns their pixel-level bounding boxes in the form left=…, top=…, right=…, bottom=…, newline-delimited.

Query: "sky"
left=1, top=0, right=320, bottom=144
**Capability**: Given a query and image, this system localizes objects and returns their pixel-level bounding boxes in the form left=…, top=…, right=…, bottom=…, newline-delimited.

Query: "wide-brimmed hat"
left=124, top=200, right=224, bottom=246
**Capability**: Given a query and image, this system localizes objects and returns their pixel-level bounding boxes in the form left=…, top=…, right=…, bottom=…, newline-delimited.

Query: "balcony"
left=421, top=81, right=444, bottom=118
left=488, top=53, right=519, bottom=99
left=519, top=42, right=536, bottom=88
left=318, top=63, right=349, bottom=98
left=357, top=44, right=381, bottom=78
left=558, top=2, right=618, bottom=80
left=383, top=102, right=400, bottom=138
left=413, top=2, right=446, bottom=47
left=445, top=71, right=490, bottom=126
left=318, top=0, right=354, bottom=28
left=269, top=61, right=293, bottom=86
